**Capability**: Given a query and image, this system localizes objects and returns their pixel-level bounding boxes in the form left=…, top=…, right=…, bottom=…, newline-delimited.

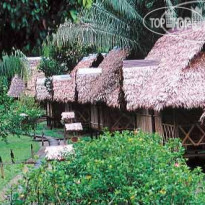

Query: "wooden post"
left=64, top=127, right=67, bottom=145
left=33, top=128, right=36, bottom=140
left=10, top=149, right=15, bottom=164
left=49, top=102, right=54, bottom=130
left=154, top=111, right=163, bottom=136
left=41, top=132, right=45, bottom=146
left=58, top=139, right=60, bottom=146
left=31, top=144, right=34, bottom=159
left=91, top=127, right=93, bottom=140
left=173, top=109, right=179, bottom=138
left=0, top=157, right=4, bottom=179
left=97, top=105, right=101, bottom=131
left=150, top=110, right=156, bottom=133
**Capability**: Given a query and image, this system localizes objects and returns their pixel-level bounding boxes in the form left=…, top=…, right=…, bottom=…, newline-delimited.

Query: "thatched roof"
left=36, top=78, right=52, bottom=101
left=91, top=49, right=128, bottom=108
left=71, top=54, right=104, bottom=76
left=8, top=74, right=25, bottom=98
left=76, top=49, right=127, bottom=107
left=25, top=57, right=45, bottom=97
left=123, top=23, right=205, bottom=111
left=76, top=68, right=102, bottom=104
left=53, top=75, right=75, bottom=103
left=52, top=54, right=103, bottom=103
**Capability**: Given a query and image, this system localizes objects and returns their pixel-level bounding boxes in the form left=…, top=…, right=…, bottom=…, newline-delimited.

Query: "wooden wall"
left=135, top=109, right=163, bottom=135
left=46, top=101, right=65, bottom=128
left=91, top=105, right=100, bottom=130
left=90, top=104, right=136, bottom=131
left=136, top=109, right=153, bottom=133
left=154, top=111, right=163, bottom=136
left=90, top=104, right=106, bottom=130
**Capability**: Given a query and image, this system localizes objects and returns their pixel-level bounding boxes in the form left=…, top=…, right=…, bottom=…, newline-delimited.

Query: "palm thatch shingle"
left=8, top=74, right=25, bottom=98
left=36, top=78, right=52, bottom=101
left=91, top=49, right=128, bottom=108
left=76, top=68, right=102, bottom=104
left=123, top=23, right=205, bottom=111
left=76, top=49, right=128, bottom=108
left=72, top=54, right=104, bottom=103
left=53, top=75, right=75, bottom=102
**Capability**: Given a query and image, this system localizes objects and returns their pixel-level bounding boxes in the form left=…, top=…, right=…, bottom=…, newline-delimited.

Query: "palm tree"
left=54, top=0, right=204, bottom=58
left=53, top=0, right=169, bottom=58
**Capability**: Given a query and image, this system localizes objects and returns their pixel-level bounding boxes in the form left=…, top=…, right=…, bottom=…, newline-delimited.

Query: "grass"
left=34, top=121, right=64, bottom=138
left=35, top=122, right=92, bottom=142
left=0, top=135, right=40, bottom=191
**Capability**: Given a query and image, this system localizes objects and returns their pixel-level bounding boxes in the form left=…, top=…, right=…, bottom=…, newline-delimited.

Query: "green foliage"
left=10, top=96, right=45, bottom=134
left=34, top=122, right=64, bottom=138
left=0, top=50, right=32, bottom=139
left=0, top=78, right=14, bottom=139
left=54, top=0, right=166, bottom=57
left=38, top=57, right=65, bottom=77
left=0, top=50, right=29, bottom=81
left=0, top=82, right=44, bottom=140
left=0, top=0, right=93, bottom=55
left=39, top=39, right=96, bottom=77
left=54, top=0, right=205, bottom=58
left=8, top=131, right=205, bottom=204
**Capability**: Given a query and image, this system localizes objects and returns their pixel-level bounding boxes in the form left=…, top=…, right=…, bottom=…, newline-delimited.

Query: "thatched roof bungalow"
left=35, top=77, right=61, bottom=128
left=77, top=49, right=128, bottom=108
left=123, top=24, right=205, bottom=111
left=8, top=74, right=25, bottom=98
left=123, top=23, right=205, bottom=148
left=76, top=49, right=135, bottom=132
left=8, top=57, right=42, bottom=98
left=51, top=54, right=104, bottom=129
left=52, top=53, right=104, bottom=104
left=92, top=49, right=128, bottom=108
left=70, top=54, right=105, bottom=129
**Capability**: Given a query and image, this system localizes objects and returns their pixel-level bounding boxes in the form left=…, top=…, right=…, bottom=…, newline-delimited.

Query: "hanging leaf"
left=70, top=9, right=78, bottom=21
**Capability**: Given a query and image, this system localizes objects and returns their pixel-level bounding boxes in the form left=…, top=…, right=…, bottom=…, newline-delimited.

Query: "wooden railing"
left=162, top=123, right=177, bottom=142
left=162, top=123, right=205, bottom=147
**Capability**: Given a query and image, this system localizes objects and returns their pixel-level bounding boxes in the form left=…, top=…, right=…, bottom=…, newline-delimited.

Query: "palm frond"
left=54, top=0, right=149, bottom=54
left=53, top=0, right=168, bottom=56
left=0, top=50, right=30, bottom=81
left=99, top=0, right=143, bottom=21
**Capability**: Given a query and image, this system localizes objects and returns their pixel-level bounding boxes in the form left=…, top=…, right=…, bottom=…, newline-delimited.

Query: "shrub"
left=38, top=40, right=96, bottom=77
left=0, top=88, right=44, bottom=140
left=9, top=96, right=44, bottom=134
left=8, top=131, right=205, bottom=204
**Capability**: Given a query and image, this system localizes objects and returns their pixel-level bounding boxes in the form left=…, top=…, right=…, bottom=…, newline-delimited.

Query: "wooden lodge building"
left=123, top=23, right=205, bottom=151
left=76, top=49, right=136, bottom=132
left=34, top=49, right=136, bottom=132
left=35, top=53, right=105, bottom=129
